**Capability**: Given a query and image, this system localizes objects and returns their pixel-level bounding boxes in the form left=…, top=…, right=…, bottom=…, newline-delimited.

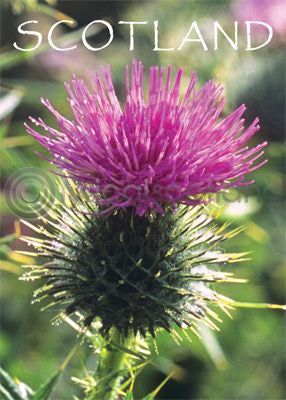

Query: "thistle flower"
left=25, top=60, right=267, bottom=216
left=20, top=62, right=284, bottom=400
left=21, top=180, right=249, bottom=337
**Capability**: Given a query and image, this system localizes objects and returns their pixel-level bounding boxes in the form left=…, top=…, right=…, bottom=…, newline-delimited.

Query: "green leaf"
left=31, top=343, right=78, bottom=400
left=142, top=394, right=155, bottom=400
left=31, top=371, right=61, bottom=400
left=0, top=233, right=17, bottom=245
left=123, top=391, right=134, bottom=400
left=142, top=371, right=175, bottom=400
left=0, top=147, right=32, bottom=174
left=0, top=123, right=9, bottom=140
left=0, top=367, right=25, bottom=400
left=108, top=340, right=146, bottom=360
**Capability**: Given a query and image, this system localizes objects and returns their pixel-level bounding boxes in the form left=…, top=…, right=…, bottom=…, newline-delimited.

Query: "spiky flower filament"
left=25, top=60, right=267, bottom=216
left=20, top=181, right=247, bottom=338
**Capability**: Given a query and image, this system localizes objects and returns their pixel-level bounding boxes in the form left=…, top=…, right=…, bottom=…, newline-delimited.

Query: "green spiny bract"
left=21, top=181, right=245, bottom=338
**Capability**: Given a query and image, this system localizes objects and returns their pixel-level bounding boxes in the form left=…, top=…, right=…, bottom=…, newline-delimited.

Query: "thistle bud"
left=21, top=181, right=247, bottom=338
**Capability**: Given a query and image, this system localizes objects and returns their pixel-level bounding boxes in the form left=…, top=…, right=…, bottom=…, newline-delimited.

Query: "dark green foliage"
left=21, top=181, right=245, bottom=338
left=0, top=365, right=64, bottom=400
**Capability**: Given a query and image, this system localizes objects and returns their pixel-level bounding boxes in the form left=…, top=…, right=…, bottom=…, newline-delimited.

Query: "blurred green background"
left=1, top=1, right=285, bottom=399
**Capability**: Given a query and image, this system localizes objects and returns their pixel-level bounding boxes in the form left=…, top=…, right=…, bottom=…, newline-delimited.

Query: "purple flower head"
left=26, top=60, right=267, bottom=216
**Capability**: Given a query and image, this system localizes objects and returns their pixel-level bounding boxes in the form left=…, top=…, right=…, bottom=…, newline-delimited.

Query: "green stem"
left=95, top=328, right=133, bottom=400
